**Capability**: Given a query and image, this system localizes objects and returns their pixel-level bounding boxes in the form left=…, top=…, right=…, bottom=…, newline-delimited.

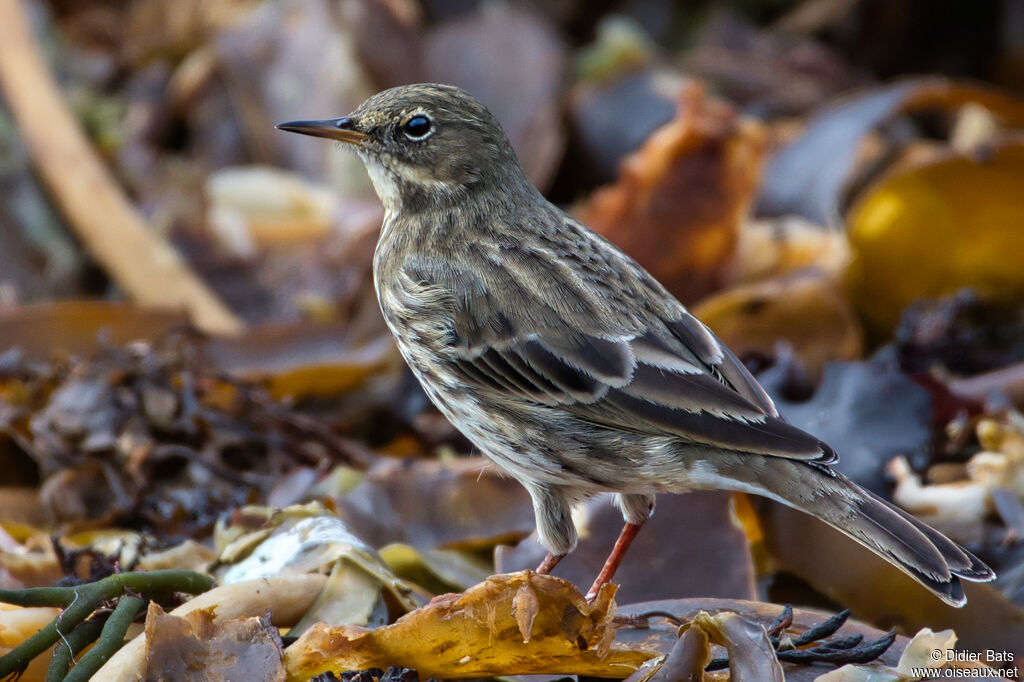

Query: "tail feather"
left=848, top=482, right=971, bottom=606
left=736, top=459, right=996, bottom=607
left=878, top=491, right=994, bottom=581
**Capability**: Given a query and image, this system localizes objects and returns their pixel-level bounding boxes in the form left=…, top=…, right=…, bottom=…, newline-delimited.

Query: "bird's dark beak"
left=275, top=116, right=367, bottom=145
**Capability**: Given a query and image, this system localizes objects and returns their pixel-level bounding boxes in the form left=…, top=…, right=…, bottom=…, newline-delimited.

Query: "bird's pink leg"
left=585, top=521, right=644, bottom=600
left=535, top=552, right=564, bottom=574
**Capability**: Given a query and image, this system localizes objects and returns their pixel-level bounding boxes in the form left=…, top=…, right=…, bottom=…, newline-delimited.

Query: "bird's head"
left=277, top=83, right=528, bottom=212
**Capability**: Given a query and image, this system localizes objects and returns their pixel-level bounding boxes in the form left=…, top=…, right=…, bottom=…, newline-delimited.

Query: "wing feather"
left=457, top=323, right=833, bottom=461
left=665, top=316, right=780, bottom=417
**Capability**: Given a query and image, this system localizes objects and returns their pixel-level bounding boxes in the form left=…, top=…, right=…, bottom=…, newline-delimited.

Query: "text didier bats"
left=944, top=649, right=1014, bottom=663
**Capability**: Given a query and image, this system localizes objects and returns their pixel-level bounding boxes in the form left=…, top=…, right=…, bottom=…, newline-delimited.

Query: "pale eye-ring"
left=402, top=114, right=432, bottom=139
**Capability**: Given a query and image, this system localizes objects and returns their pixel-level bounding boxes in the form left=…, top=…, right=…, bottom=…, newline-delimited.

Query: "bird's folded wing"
left=396, top=254, right=833, bottom=462
left=449, top=314, right=834, bottom=463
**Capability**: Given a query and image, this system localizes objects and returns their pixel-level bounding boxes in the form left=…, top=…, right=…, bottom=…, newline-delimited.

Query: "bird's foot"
left=584, top=521, right=643, bottom=601
left=535, top=553, right=563, bottom=575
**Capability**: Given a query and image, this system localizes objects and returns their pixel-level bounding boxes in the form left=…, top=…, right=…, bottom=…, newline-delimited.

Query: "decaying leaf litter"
left=0, top=0, right=1022, bottom=679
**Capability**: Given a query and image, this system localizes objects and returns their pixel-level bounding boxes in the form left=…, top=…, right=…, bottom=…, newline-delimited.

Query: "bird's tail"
left=741, top=459, right=995, bottom=606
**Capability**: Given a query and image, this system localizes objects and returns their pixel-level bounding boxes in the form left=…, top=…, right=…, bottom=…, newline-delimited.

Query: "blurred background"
left=1, top=0, right=1024, bottom=675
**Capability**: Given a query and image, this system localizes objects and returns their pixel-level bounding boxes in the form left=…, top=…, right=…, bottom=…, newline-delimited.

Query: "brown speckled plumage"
left=278, top=83, right=994, bottom=606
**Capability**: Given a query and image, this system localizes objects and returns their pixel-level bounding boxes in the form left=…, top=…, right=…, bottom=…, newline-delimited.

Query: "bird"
left=277, top=83, right=995, bottom=607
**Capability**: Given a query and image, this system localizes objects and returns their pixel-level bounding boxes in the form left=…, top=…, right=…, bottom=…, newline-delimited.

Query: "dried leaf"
left=0, top=302, right=186, bottom=363
left=846, top=141, right=1024, bottom=335
left=615, top=598, right=909, bottom=682
left=0, top=604, right=63, bottom=647
left=732, top=216, right=851, bottom=285
left=96, top=574, right=329, bottom=681
left=202, top=326, right=395, bottom=401
left=578, top=83, right=766, bottom=304
left=0, top=523, right=61, bottom=587
left=693, top=610, right=785, bottom=682
left=282, top=572, right=646, bottom=680
left=888, top=456, right=991, bottom=523
left=377, top=544, right=491, bottom=595
left=0, top=489, right=46, bottom=528
left=135, top=540, right=218, bottom=573
left=289, top=559, right=387, bottom=636
left=143, top=603, right=285, bottom=682
left=757, top=79, right=1024, bottom=225
left=205, top=165, right=338, bottom=257
left=896, top=627, right=957, bottom=673
left=566, top=67, right=685, bottom=186
left=213, top=506, right=415, bottom=629
left=0, top=604, right=63, bottom=682
left=632, top=622, right=710, bottom=682
left=694, top=270, right=863, bottom=379
left=2, top=335, right=368, bottom=538
left=757, top=82, right=920, bottom=225
left=341, top=456, right=535, bottom=552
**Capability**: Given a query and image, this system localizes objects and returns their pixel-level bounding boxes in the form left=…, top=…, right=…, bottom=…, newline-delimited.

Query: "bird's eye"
left=402, top=114, right=432, bottom=139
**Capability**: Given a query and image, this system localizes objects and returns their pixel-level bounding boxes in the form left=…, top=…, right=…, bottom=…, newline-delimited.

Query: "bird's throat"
left=362, top=157, right=403, bottom=214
